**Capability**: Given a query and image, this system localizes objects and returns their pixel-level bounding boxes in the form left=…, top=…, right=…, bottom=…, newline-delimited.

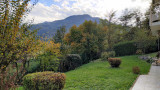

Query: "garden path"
left=131, top=65, right=160, bottom=90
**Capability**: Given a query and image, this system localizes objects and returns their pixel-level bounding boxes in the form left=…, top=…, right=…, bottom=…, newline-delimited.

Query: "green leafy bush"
left=38, top=52, right=60, bottom=72
left=114, top=41, right=137, bottom=56
left=132, top=66, right=140, bottom=74
left=26, top=60, right=40, bottom=73
left=108, top=58, right=121, bottom=67
left=59, top=54, right=82, bottom=72
left=101, top=51, right=115, bottom=61
left=23, top=71, right=66, bottom=90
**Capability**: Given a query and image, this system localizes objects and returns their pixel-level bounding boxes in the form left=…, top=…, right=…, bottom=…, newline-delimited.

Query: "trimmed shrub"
left=108, top=58, right=121, bottom=67
left=114, top=41, right=137, bottom=56
left=132, top=66, right=140, bottom=74
left=101, top=51, right=115, bottom=61
left=59, top=54, right=82, bottom=72
left=23, top=71, right=66, bottom=90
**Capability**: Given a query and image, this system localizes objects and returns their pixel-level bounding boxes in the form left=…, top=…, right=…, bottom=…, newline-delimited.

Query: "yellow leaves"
left=40, top=40, right=61, bottom=57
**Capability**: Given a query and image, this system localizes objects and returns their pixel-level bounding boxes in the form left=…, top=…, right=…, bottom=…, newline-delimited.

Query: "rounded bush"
left=108, top=58, right=121, bottom=67
left=132, top=66, right=140, bottom=74
left=101, top=51, right=115, bottom=61
left=23, top=71, right=66, bottom=90
left=59, top=54, right=82, bottom=72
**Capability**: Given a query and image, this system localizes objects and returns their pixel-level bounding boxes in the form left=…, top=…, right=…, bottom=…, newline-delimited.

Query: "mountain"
left=31, top=14, right=100, bottom=38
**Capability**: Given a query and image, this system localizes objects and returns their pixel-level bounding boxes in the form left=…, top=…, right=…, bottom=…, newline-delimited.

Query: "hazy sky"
left=26, top=0, right=152, bottom=24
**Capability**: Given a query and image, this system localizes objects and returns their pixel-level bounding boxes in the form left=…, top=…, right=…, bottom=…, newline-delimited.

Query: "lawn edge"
left=129, top=64, right=151, bottom=90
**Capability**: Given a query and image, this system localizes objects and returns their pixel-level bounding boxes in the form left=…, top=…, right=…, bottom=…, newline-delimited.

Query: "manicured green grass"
left=64, top=55, right=151, bottom=90
left=16, top=54, right=151, bottom=90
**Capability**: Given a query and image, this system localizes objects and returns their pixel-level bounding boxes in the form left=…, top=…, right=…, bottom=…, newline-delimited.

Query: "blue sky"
left=30, top=0, right=76, bottom=7
left=26, top=0, right=151, bottom=24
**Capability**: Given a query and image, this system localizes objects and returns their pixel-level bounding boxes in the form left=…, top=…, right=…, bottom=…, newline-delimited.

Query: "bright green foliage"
left=59, top=54, right=82, bottom=72
left=38, top=52, right=60, bottom=71
left=64, top=55, right=150, bottom=90
left=23, top=71, right=66, bottom=90
left=101, top=51, right=115, bottom=61
left=114, top=41, right=137, bottom=56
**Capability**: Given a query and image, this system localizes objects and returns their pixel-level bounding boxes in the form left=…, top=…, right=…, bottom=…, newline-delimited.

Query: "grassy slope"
left=17, top=54, right=155, bottom=90
left=64, top=55, right=151, bottom=90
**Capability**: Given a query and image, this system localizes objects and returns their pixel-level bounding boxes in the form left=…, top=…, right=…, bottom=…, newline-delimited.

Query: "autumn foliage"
left=37, top=40, right=61, bottom=71
left=0, top=0, right=40, bottom=89
left=64, top=21, right=108, bottom=63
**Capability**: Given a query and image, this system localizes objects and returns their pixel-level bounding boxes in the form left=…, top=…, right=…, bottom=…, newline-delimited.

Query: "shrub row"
left=114, top=41, right=137, bottom=56
left=23, top=71, right=66, bottom=90
left=108, top=58, right=121, bottom=67
left=114, top=41, right=158, bottom=56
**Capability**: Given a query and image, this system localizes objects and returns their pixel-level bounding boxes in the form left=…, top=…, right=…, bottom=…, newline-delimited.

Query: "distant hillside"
left=31, top=14, right=100, bottom=38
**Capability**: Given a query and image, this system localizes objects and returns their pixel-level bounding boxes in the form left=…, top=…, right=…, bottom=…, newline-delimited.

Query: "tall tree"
left=53, top=26, right=66, bottom=43
left=0, top=0, right=39, bottom=89
left=100, top=11, right=119, bottom=50
left=119, top=9, right=133, bottom=27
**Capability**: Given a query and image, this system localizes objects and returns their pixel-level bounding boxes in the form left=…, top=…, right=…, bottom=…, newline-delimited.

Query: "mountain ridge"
left=31, top=14, right=100, bottom=38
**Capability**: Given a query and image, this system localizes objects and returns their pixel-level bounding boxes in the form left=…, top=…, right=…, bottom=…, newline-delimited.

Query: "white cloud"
left=25, top=0, right=151, bottom=24
left=54, top=0, right=61, bottom=2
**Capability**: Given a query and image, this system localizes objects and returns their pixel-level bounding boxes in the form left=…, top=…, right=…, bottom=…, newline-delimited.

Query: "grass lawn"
left=17, top=54, right=154, bottom=90
left=64, top=55, right=151, bottom=90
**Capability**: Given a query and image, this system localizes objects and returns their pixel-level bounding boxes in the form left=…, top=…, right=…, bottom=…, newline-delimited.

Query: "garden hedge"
left=23, top=71, right=66, bottom=90
left=114, top=41, right=137, bottom=56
